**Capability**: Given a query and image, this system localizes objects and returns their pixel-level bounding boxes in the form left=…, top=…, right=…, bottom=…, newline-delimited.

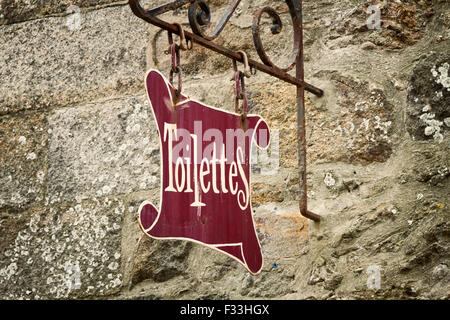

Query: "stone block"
left=248, top=72, right=396, bottom=167
left=47, top=95, right=160, bottom=204
left=0, top=5, right=150, bottom=115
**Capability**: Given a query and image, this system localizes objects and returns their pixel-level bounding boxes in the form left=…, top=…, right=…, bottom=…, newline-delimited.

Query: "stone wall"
left=0, top=0, right=449, bottom=299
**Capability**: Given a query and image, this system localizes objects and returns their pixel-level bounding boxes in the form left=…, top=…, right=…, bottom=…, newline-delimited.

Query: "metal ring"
left=173, top=23, right=187, bottom=50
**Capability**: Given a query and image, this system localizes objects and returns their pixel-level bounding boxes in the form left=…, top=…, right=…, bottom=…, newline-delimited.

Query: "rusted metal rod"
left=129, top=0, right=323, bottom=97
left=294, top=0, right=321, bottom=222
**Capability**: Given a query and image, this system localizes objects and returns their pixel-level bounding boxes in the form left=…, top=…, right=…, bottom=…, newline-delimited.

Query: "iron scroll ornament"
left=190, top=0, right=301, bottom=72
left=128, top=0, right=323, bottom=222
left=188, top=0, right=298, bottom=72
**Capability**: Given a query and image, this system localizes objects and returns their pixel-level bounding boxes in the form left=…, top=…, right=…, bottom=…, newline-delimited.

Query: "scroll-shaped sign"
left=138, top=70, right=271, bottom=274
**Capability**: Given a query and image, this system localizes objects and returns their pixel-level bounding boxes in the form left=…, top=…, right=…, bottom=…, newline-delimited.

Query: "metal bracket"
left=128, top=0, right=323, bottom=222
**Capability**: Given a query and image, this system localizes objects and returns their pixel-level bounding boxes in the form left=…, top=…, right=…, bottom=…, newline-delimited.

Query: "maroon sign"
left=138, top=70, right=271, bottom=274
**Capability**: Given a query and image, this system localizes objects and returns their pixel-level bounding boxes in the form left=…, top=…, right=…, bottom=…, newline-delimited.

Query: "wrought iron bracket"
left=128, top=0, right=323, bottom=222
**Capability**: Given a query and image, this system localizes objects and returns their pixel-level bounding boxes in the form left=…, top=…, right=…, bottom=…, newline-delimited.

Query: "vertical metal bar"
left=294, top=0, right=320, bottom=222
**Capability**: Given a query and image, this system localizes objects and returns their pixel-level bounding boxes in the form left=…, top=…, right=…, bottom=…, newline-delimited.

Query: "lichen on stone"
left=431, top=62, right=450, bottom=91
left=419, top=112, right=444, bottom=142
left=0, top=198, right=124, bottom=299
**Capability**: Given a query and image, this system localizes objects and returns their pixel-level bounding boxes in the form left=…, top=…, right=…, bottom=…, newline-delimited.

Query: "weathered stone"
left=407, top=142, right=450, bottom=186
left=248, top=72, right=395, bottom=167
left=131, top=238, right=192, bottom=285
left=342, top=179, right=360, bottom=192
left=432, top=263, right=449, bottom=280
left=47, top=95, right=160, bottom=204
left=0, top=112, right=47, bottom=211
left=323, top=274, right=344, bottom=291
left=0, top=1, right=124, bottom=25
left=0, top=197, right=124, bottom=299
left=253, top=203, right=309, bottom=260
left=244, top=270, right=296, bottom=298
left=0, top=5, right=150, bottom=115
left=406, top=52, right=450, bottom=141
left=251, top=183, right=285, bottom=205
left=325, top=0, right=434, bottom=50
left=361, top=41, right=376, bottom=50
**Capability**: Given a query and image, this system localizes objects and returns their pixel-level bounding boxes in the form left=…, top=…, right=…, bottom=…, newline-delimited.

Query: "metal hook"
left=168, top=23, right=193, bottom=51
left=234, top=50, right=252, bottom=78
left=234, top=70, right=248, bottom=119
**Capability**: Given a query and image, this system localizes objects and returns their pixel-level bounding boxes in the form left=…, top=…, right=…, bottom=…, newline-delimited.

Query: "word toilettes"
left=162, top=122, right=269, bottom=210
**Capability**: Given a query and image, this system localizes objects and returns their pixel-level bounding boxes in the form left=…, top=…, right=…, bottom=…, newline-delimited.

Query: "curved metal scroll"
left=188, top=0, right=241, bottom=41
left=189, top=0, right=301, bottom=72
left=252, top=6, right=299, bottom=72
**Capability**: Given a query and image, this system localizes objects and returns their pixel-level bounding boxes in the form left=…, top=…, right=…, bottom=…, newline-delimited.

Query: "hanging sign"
left=138, top=70, right=271, bottom=274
